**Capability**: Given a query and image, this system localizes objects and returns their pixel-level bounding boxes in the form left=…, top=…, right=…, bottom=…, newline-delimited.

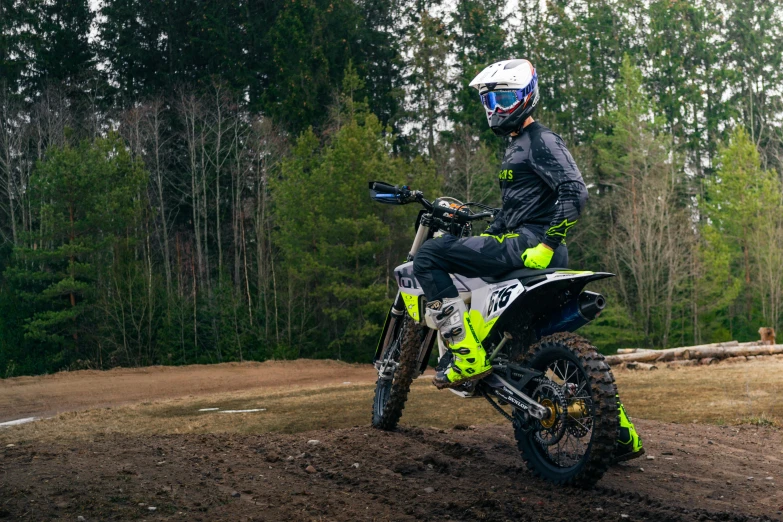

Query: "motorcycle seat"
left=480, top=267, right=566, bottom=284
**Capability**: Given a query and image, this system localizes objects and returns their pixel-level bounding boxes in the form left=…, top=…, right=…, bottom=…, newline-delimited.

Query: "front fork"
left=374, top=292, right=437, bottom=379
left=374, top=220, right=437, bottom=378
left=375, top=214, right=430, bottom=364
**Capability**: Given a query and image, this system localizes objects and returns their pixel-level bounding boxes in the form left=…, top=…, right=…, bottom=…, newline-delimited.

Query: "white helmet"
left=469, top=59, right=539, bottom=136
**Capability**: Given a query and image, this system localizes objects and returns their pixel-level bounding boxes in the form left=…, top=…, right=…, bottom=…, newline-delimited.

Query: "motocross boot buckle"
left=613, top=398, right=644, bottom=462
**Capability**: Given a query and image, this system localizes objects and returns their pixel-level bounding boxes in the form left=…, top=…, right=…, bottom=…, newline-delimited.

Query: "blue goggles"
left=480, top=72, right=538, bottom=112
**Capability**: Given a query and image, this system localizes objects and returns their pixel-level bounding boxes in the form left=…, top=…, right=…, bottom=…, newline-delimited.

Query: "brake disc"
left=532, top=378, right=568, bottom=447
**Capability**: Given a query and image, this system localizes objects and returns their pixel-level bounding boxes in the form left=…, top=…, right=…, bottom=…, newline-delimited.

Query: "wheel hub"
left=539, top=398, right=557, bottom=429
left=532, top=379, right=569, bottom=446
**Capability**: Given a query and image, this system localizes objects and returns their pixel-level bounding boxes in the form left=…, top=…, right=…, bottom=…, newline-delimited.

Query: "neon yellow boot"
left=614, top=398, right=644, bottom=462
left=427, top=297, right=492, bottom=389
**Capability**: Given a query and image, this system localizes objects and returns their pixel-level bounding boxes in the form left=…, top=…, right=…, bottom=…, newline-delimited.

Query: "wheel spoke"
left=568, top=416, right=591, bottom=433
left=553, top=360, right=565, bottom=382
left=563, top=361, right=578, bottom=385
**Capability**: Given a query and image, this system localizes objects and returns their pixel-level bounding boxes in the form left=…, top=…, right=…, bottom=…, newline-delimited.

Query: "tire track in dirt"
left=1, top=419, right=780, bottom=521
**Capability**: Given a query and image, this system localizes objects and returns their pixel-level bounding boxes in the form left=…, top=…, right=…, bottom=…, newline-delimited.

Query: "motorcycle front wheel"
left=515, top=332, right=619, bottom=487
left=372, top=315, right=424, bottom=430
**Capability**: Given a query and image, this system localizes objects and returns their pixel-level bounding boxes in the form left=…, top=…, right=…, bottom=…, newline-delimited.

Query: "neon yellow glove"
left=521, top=243, right=554, bottom=269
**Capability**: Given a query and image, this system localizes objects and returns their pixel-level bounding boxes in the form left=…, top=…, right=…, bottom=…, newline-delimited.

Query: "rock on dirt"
left=305, top=465, right=317, bottom=474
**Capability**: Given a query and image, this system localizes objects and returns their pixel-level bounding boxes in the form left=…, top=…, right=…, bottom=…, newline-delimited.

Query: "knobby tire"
left=371, top=316, right=424, bottom=431
left=516, top=332, right=619, bottom=488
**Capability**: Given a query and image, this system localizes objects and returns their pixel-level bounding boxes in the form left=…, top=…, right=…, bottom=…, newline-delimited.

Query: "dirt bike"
left=369, top=181, right=619, bottom=487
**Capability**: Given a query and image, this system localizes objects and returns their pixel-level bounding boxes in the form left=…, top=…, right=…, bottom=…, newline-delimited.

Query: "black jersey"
left=486, top=122, right=588, bottom=250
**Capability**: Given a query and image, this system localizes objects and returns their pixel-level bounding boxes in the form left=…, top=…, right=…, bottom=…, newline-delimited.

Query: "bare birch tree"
left=607, top=167, right=694, bottom=346
left=141, top=99, right=174, bottom=296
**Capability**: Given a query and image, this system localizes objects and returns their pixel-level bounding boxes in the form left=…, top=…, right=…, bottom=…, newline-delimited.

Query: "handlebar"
left=461, top=211, right=494, bottom=221
left=412, top=194, right=494, bottom=221
left=369, top=181, right=497, bottom=224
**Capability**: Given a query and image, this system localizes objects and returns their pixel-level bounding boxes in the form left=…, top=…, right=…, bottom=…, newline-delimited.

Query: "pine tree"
left=98, top=0, right=169, bottom=103
left=354, top=0, right=406, bottom=131
left=4, top=134, right=147, bottom=370
left=448, top=0, right=506, bottom=143
left=29, top=0, right=95, bottom=95
left=262, top=0, right=365, bottom=134
left=274, top=116, right=394, bottom=359
left=723, top=0, right=783, bottom=171
left=404, top=8, right=451, bottom=160
left=645, top=0, right=731, bottom=179
left=0, top=0, right=39, bottom=95
left=702, top=126, right=783, bottom=338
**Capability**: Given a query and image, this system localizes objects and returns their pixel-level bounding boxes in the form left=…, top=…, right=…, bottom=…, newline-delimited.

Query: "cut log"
left=605, top=351, right=667, bottom=365
left=605, top=341, right=783, bottom=366
left=680, top=345, right=778, bottom=360
left=656, top=344, right=728, bottom=363
left=673, top=341, right=739, bottom=362
left=616, top=348, right=656, bottom=354
left=721, top=345, right=783, bottom=357
left=605, top=341, right=738, bottom=365
left=698, top=357, right=716, bottom=365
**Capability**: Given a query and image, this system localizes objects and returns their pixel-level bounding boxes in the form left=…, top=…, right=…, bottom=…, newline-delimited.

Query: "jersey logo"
left=547, top=218, right=577, bottom=238
left=498, top=169, right=514, bottom=181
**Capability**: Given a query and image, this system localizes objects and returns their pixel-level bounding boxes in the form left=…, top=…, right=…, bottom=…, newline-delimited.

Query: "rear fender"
left=491, top=271, right=614, bottom=341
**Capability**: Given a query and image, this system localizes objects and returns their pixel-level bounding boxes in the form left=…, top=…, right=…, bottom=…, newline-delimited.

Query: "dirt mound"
left=2, top=419, right=780, bottom=521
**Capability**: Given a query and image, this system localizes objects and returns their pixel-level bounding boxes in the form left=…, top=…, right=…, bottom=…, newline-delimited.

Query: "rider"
left=412, top=58, right=643, bottom=461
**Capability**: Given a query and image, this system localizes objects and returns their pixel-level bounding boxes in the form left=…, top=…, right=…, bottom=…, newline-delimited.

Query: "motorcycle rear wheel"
left=515, top=332, right=618, bottom=487
left=372, top=315, right=424, bottom=430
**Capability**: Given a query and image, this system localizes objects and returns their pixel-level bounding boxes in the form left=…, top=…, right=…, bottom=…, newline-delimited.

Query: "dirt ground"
left=1, top=359, right=783, bottom=521
left=0, top=360, right=376, bottom=423
left=2, top=421, right=781, bottom=521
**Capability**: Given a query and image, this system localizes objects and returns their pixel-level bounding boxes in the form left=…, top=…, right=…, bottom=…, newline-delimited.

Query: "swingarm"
left=480, top=363, right=549, bottom=420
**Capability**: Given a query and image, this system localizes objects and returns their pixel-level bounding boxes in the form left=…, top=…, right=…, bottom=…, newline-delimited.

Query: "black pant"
left=412, top=225, right=569, bottom=301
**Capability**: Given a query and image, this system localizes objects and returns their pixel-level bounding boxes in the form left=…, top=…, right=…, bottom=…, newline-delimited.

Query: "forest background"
left=1, top=0, right=782, bottom=376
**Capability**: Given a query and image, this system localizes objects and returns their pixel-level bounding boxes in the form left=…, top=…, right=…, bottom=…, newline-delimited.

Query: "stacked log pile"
left=606, top=341, right=783, bottom=370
